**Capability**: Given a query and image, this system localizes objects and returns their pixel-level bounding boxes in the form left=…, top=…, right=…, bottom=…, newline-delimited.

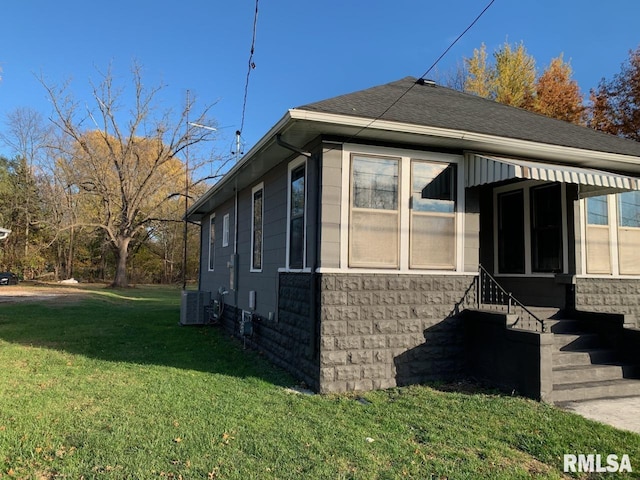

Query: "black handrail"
left=477, top=264, right=546, bottom=332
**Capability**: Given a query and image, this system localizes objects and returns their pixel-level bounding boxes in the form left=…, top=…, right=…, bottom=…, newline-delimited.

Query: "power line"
left=239, top=0, right=259, bottom=137
left=344, top=0, right=495, bottom=143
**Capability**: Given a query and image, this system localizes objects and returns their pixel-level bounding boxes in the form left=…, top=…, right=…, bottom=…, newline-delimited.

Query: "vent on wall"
left=180, top=291, right=211, bottom=325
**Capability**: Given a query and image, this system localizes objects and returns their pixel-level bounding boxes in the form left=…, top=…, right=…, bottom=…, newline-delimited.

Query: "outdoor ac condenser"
left=180, top=290, right=211, bottom=326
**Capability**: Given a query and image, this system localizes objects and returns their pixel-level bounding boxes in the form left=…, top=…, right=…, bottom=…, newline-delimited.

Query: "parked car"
left=0, top=272, right=18, bottom=285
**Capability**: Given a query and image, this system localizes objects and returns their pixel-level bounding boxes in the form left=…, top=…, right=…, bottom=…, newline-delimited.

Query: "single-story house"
left=186, top=77, right=640, bottom=402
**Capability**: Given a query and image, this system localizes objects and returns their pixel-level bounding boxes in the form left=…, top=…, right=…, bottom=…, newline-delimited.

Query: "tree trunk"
left=112, top=237, right=131, bottom=287
left=67, top=225, right=75, bottom=279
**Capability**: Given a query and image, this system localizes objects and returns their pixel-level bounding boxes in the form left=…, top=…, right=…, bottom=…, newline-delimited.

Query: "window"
left=208, top=214, right=216, bottom=271
left=222, top=213, right=230, bottom=247
left=349, top=155, right=400, bottom=268
left=618, top=191, right=640, bottom=274
left=585, top=196, right=611, bottom=274
left=410, top=161, right=456, bottom=269
left=251, top=184, right=264, bottom=271
left=288, top=161, right=306, bottom=269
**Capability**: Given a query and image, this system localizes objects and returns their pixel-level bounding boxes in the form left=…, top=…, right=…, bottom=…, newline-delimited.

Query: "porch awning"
left=465, top=153, right=640, bottom=198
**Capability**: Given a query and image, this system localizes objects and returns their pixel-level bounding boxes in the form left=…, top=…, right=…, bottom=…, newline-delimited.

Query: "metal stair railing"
left=476, top=264, right=546, bottom=332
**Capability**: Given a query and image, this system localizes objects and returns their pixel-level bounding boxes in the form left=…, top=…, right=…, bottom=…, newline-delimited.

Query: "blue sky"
left=1, top=1, right=639, bottom=167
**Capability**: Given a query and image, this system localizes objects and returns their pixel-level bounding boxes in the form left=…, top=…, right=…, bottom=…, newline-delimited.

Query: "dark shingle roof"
left=297, top=77, right=640, bottom=157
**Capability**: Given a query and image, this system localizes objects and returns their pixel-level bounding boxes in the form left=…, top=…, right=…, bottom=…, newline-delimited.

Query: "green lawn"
left=0, top=284, right=638, bottom=479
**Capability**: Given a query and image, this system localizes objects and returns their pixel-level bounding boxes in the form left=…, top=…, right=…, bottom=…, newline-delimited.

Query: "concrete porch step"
left=552, top=378, right=640, bottom=403
left=552, top=349, right=619, bottom=367
left=553, top=364, right=627, bottom=385
left=554, top=333, right=602, bottom=350
left=546, top=319, right=582, bottom=334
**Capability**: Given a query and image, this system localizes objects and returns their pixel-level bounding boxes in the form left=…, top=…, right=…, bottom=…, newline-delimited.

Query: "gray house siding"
left=318, top=143, right=343, bottom=269
left=198, top=149, right=322, bottom=387
left=199, top=196, right=235, bottom=295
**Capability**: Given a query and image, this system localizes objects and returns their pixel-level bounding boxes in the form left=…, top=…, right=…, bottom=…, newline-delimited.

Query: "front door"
left=495, top=182, right=565, bottom=275
left=530, top=183, right=563, bottom=273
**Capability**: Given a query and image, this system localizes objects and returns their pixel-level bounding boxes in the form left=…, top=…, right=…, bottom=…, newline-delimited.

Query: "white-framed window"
left=208, top=213, right=216, bottom=271
left=493, top=181, right=568, bottom=276
left=251, top=183, right=264, bottom=272
left=340, top=145, right=464, bottom=272
left=222, top=213, right=230, bottom=248
left=581, top=192, right=640, bottom=276
left=410, top=160, right=456, bottom=269
left=585, top=196, right=612, bottom=274
left=617, top=191, right=640, bottom=275
left=349, top=155, right=400, bottom=268
left=287, top=158, right=307, bottom=269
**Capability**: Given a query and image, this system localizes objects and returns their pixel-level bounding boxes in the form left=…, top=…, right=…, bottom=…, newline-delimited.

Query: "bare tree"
left=41, top=63, right=220, bottom=287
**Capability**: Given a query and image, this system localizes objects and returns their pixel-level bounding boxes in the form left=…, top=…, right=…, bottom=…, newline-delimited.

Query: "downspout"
left=233, top=180, right=239, bottom=311
left=276, top=134, right=312, bottom=159
left=312, top=148, right=322, bottom=367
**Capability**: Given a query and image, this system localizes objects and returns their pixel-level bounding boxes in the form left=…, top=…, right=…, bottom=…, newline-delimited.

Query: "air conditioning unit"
left=180, top=290, right=211, bottom=326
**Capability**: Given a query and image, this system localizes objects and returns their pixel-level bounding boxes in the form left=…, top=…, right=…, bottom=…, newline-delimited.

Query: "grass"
left=0, top=284, right=639, bottom=479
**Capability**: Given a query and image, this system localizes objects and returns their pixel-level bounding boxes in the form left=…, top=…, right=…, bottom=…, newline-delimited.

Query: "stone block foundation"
left=317, top=273, right=476, bottom=393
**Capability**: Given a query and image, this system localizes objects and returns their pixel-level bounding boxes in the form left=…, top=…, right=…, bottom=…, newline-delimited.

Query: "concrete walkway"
left=559, top=396, right=640, bottom=434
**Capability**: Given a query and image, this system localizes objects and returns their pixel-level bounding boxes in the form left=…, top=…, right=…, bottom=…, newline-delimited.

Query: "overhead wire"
left=340, top=0, right=495, bottom=145
left=235, top=0, right=260, bottom=156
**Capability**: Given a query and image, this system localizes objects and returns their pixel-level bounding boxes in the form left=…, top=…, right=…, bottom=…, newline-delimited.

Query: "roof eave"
left=186, top=111, right=295, bottom=221
left=187, top=107, right=640, bottom=221
left=290, top=109, right=640, bottom=173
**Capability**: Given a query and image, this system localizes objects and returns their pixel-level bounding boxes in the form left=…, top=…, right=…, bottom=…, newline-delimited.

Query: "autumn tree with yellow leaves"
left=463, top=41, right=586, bottom=125
left=41, top=63, right=219, bottom=287
left=464, top=41, right=537, bottom=109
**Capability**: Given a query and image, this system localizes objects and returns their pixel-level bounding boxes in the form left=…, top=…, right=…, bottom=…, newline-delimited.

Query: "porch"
left=464, top=266, right=640, bottom=403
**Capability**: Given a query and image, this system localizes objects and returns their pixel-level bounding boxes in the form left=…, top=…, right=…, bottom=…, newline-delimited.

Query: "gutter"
left=186, top=111, right=294, bottom=218
left=288, top=109, right=640, bottom=169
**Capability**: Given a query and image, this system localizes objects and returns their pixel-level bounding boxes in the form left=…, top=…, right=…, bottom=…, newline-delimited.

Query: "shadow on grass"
left=0, top=286, right=293, bottom=388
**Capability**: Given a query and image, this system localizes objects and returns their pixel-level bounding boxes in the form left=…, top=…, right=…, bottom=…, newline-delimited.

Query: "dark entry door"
left=497, top=189, right=525, bottom=273
left=531, top=183, right=563, bottom=273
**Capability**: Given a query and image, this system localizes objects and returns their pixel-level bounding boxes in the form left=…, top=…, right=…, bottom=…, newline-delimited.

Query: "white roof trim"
left=465, top=153, right=640, bottom=198
left=289, top=109, right=640, bottom=168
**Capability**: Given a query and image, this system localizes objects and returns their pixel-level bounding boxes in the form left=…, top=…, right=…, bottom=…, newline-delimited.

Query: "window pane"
left=252, top=189, right=263, bottom=270
left=412, top=162, right=455, bottom=213
left=222, top=214, right=230, bottom=247
left=410, top=214, right=455, bottom=269
left=290, top=217, right=304, bottom=269
left=209, top=215, right=215, bottom=270
left=587, top=196, right=608, bottom=225
left=291, top=165, right=305, bottom=217
left=289, top=164, right=305, bottom=269
left=352, top=156, right=398, bottom=210
left=350, top=210, right=398, bottom=267
left=619, top=228, right=640, bottom=274
left=618, top=191, right=640, bottom=227
left=586, top=225, right=611, bottom=274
